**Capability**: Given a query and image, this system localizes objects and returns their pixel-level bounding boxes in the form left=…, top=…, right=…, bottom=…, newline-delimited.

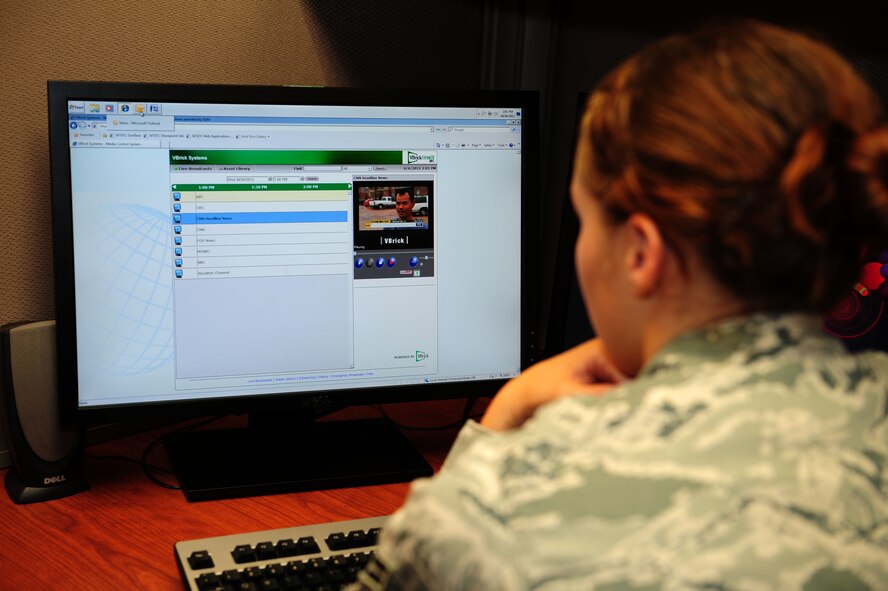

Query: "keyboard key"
left=188, top=550, right=215, bottom=570
left=296, top=536, right=320, bottom=555
left=221, top=570, right=244, bottom=585
left=232, top=544, right=257, bottom=564
left=281, top=574, right=304, bottom=590
left=328, top=556, right=349, bottom=570
left=284, top=561, right=308, bottom=576
left=303, top=570, right=323, bottom=587
left=326, top=568, right=347, bottom=586
left=242, top=566, right=265, bottom=581
left=306, top=557, right=328, bottom=571
left=346, top=530, right=370, bottom=548
left=255, top=541, right=277, bottom=560
left=275, top=539, right=298, bottom=557
left=196, top=572, right=221, bottom=589
left=325, top=532, right=348, bottom=550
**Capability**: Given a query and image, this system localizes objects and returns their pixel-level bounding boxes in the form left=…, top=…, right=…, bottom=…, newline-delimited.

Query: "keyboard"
left=174, top=515, right=388, bottom=591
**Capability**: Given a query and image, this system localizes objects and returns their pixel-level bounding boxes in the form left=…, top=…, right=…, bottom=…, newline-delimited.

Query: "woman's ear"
left=623, top=212, right=667, bottom=298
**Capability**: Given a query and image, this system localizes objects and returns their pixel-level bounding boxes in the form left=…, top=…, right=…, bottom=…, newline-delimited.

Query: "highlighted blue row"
left=175, top=211, right=347, bottom=224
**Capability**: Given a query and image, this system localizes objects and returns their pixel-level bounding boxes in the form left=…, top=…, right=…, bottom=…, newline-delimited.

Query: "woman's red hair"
left=578, top=19, right=888, bottom=312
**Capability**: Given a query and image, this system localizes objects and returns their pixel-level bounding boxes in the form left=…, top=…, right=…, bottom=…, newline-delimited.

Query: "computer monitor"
left=48, top=81, right=539, bottom=501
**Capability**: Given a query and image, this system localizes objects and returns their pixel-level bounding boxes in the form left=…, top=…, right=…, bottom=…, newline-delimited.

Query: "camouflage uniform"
left=357, top=313, right=888, bottom=590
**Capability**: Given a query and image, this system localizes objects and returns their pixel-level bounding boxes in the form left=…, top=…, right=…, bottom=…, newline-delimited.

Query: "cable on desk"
left=84, top=453, right=175, bottom=475
left=83, top=417, right=221, bottom=490
left=139, top=415, right=229, bottom=489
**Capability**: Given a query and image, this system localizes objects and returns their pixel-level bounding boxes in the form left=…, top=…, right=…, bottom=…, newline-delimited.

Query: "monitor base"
left=165, top=416, right=433, bottom=502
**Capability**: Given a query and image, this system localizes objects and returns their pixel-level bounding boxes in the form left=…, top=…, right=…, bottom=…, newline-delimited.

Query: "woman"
left=357, top=19, right=888, bottom=590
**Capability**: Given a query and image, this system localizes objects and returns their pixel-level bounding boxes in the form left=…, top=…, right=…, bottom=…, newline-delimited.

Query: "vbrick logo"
left=406, top=151, right=435, bottom=164
left=415, top=350, right=429, bottom=362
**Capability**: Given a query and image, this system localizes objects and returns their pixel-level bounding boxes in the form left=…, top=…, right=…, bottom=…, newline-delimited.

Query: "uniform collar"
left=639, top=312, right=838, bottom=378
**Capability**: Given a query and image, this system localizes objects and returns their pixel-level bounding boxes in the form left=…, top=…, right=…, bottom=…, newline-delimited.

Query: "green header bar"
left=169, top=150, right=402, bottom=165
left=171, top=183, right=351, bottom=191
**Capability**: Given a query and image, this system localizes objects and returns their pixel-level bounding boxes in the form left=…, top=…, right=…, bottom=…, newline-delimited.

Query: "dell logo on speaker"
left=43, top=475, right=67, bottom=485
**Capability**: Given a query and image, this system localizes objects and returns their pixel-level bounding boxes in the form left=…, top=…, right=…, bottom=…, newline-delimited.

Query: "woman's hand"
left=480, top=338, right=627, bottom=431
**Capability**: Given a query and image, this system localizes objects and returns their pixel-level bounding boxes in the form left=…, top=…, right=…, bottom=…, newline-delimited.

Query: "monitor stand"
left=164, top=411, right=433, bottom=502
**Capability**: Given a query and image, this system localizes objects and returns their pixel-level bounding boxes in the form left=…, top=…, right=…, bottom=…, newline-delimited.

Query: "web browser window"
left=66, top=100, right=523, bottom=406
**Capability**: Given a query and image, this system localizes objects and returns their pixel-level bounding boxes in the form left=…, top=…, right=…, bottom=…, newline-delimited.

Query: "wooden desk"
left=0, top=399, right=483, bottom=590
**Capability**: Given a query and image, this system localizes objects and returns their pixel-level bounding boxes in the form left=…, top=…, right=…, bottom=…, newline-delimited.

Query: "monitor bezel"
left=48, top=80, right=540, bottom=425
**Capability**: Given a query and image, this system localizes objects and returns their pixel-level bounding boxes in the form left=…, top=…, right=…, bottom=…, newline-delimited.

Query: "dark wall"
left=304, top=2, right=487, bottom=89
left=539, top=4, right=888, bottom=356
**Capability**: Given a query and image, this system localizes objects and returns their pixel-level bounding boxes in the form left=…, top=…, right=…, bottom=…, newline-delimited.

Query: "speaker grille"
left=8, top=320, right=75, bottom=462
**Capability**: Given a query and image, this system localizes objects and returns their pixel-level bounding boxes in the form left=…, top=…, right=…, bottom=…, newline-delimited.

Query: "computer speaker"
left=0, top=320, right=88, bottom=504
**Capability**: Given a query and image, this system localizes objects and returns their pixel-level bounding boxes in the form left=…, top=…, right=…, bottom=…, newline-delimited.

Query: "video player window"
left=354, top=180, right=434, bottom=279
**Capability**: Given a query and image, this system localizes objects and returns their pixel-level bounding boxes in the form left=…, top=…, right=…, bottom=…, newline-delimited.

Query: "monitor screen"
left=48, top=81, right=538, bottom=499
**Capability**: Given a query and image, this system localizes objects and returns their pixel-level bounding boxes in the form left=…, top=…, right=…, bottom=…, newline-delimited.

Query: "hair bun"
left=847, top=125, right=888, bottom=244
left=777, top=121, right=857, bottom=244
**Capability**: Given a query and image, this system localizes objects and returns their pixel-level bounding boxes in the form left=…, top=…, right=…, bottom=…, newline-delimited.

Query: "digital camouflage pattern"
left=354, top=313, right=888, bottom=590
